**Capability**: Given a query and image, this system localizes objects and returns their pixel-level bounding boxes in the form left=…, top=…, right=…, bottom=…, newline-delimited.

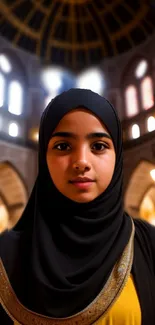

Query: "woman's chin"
left=66, top=193, right=97, bottom=203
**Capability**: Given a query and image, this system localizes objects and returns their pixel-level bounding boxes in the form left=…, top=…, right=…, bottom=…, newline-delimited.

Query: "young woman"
left=0, top=88, right=155, bottom=325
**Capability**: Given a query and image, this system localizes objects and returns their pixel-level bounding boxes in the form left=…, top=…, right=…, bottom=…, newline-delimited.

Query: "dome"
left=0, top=0, right=155, bottom=71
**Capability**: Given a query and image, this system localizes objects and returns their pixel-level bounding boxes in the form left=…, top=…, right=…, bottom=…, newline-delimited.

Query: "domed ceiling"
left=0, top=0, right=155, bottom=71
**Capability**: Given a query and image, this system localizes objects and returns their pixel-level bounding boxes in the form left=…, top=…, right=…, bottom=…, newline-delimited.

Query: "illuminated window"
left=0, top=53, right=25, bottom=116
left=42, top=68, right=62, bottom=93
left=0, top=54, right=12, bottom=74
left=8, top=81, right=23, bottom=115
left=76, top=68, right=104, bottom=95
left=0, top=73, right=5, bottom=107
left=141, top=77, right=154, bottom=110
left=135, top=60, right=148, bottom=79
left=42, top=68, right=63, bottom=108
left=125, top=85, right=138, bottom=117
left=147, top=116, right=155, bottom=132
left=8, top=122, right=19, bottom=137
left=131, top=124, right=140, bottom=139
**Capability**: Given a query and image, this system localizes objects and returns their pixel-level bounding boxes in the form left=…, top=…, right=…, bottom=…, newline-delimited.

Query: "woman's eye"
left=92, top=142, right=108, bottom=151
left=54, top=143, right=70, bottom=151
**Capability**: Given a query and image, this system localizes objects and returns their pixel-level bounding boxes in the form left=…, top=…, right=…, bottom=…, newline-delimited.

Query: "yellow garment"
left=95, top=276, right=141, bottom=325
left=13, top=276, right=141, bottom=325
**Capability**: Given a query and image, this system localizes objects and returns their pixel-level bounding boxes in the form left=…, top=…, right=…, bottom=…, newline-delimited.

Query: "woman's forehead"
left=52, top=108, right=110, bottom=134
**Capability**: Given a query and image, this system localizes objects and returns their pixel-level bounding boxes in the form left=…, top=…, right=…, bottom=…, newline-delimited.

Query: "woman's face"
left=46, top=109, right=116, bottom=203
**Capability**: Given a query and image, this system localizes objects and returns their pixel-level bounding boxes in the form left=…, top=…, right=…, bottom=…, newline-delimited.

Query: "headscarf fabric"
left=1, top=89, right=132, bottom=317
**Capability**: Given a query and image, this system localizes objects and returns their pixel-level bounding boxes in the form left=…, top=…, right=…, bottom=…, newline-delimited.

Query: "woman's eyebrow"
left=51, top=131, right=112, bottom=140
left=87, top=132, right=112, bottom=140
left=51, top=132, right=76, bottom=139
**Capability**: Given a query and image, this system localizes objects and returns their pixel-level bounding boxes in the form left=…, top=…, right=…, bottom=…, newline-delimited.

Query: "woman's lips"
left=69, top=178, right=95, bottom=189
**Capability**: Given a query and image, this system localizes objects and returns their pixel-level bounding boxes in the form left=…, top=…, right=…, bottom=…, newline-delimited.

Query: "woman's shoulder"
left=0, top=230, right=21, bottom=253
left=0, top=230, right=25, bottom=271
left=133, top=218, right=155, bottom=241
left=133, top=218, right=155, bottom=264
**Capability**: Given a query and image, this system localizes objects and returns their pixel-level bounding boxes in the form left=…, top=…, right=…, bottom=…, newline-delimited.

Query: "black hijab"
left=1, top=89, right=132, bottom=317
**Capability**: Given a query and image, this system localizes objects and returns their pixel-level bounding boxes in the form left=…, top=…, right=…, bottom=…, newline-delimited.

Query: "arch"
left=121, top=54, right=150, bottom=84
left=0, top=161, right=28, bottom=232
left=139, top=186, right=155, bottom=225
left=140, top=76, right=154, bottom=110
left=0, top=49, right=28, bottom=117
left=0, top=48, right=28, bottom=80
left=124, top=160, right=155, bottom=218
left=121, top=55, right=154, bottom=122
left=0, top=193, right=9, bottom=233
left=125, top=85, right=139, bottom=117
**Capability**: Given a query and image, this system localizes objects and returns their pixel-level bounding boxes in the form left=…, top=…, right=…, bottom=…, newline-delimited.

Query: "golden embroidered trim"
left=0, top=221, right=135, bottom=325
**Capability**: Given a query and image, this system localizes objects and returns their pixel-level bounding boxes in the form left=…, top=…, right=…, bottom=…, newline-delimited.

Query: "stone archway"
left=139, top=186, right=155, bottom=225
left=124, top=160, right=155, bottom=218
left=0, top=161, right=28, bottom=232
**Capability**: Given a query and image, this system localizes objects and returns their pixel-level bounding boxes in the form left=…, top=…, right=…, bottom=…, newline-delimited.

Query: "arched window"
left=147, top=116, right=155, bottom=132
left=8, top=122, right=19, bottom=137
left=131, top=124, right=140, bottom=139
left=123, top=58, right=154, bottom=119
left=0, top=53, right=24, bottom=115
left=135, top=60, right=148, bottom=79
left=42, top=67, right=63, bottom=108
left=125, top=85, right=138, bottom=117
left=42, top=67, right=76, bottom=109
left=0, top=73, right=5, bottom=107
left=0, top=54, right=12, bottom=74
left=8, top=81, right=23, bottom=115
left=141, top=77, right=154, bottom=110
left=76, top=68, right=104, bottom=95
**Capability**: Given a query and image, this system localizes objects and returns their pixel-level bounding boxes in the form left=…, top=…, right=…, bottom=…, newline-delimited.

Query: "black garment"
left=0, top=219, right=155, bottom=325
left=0, top=89, right=155, bottom=324
left=132, top=220, right=155, bottom=324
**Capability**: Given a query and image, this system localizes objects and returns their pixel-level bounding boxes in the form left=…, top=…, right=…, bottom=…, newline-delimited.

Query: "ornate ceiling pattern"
left=0, top=0, right=155, bottom=71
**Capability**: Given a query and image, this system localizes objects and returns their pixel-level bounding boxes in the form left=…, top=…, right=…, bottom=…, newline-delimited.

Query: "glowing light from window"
left=0, top=54, right=12, bottom=73
left=0, top=73, right=5, bottom=107
left=8, top=81, right=23, bottom=115
left=135, top=60, right=148, bottom=79
left=150, top=218, right=155, bottom=226
left=8, top=122, right=19, bottom=137
left=32, top=131, right=39, bottom=142
left=150, top=169, right=155, bottom=181
left=147, top=116, right=155, bottom=132
left=125, top=85, right=138, bottom=117
left=131, top=124, right=140, bottom=139
left=0, top=199, right=9, bottom=233
left=140, top=195, right=155, bottom=226
left=76, top=69, right=104, bottom=95
left=41, top=68, right=62, bottom=94
left=29, top=128, right=39, bottom=142
left=141, top=77, right=154, bottom=110
left=45, top=95, right=51, bottom=108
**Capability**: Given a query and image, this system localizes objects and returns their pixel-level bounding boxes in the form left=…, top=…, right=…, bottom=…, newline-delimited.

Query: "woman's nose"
left=72, top=160, right=91, bottom=172
left=72, top=149, right=91, bottom=172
